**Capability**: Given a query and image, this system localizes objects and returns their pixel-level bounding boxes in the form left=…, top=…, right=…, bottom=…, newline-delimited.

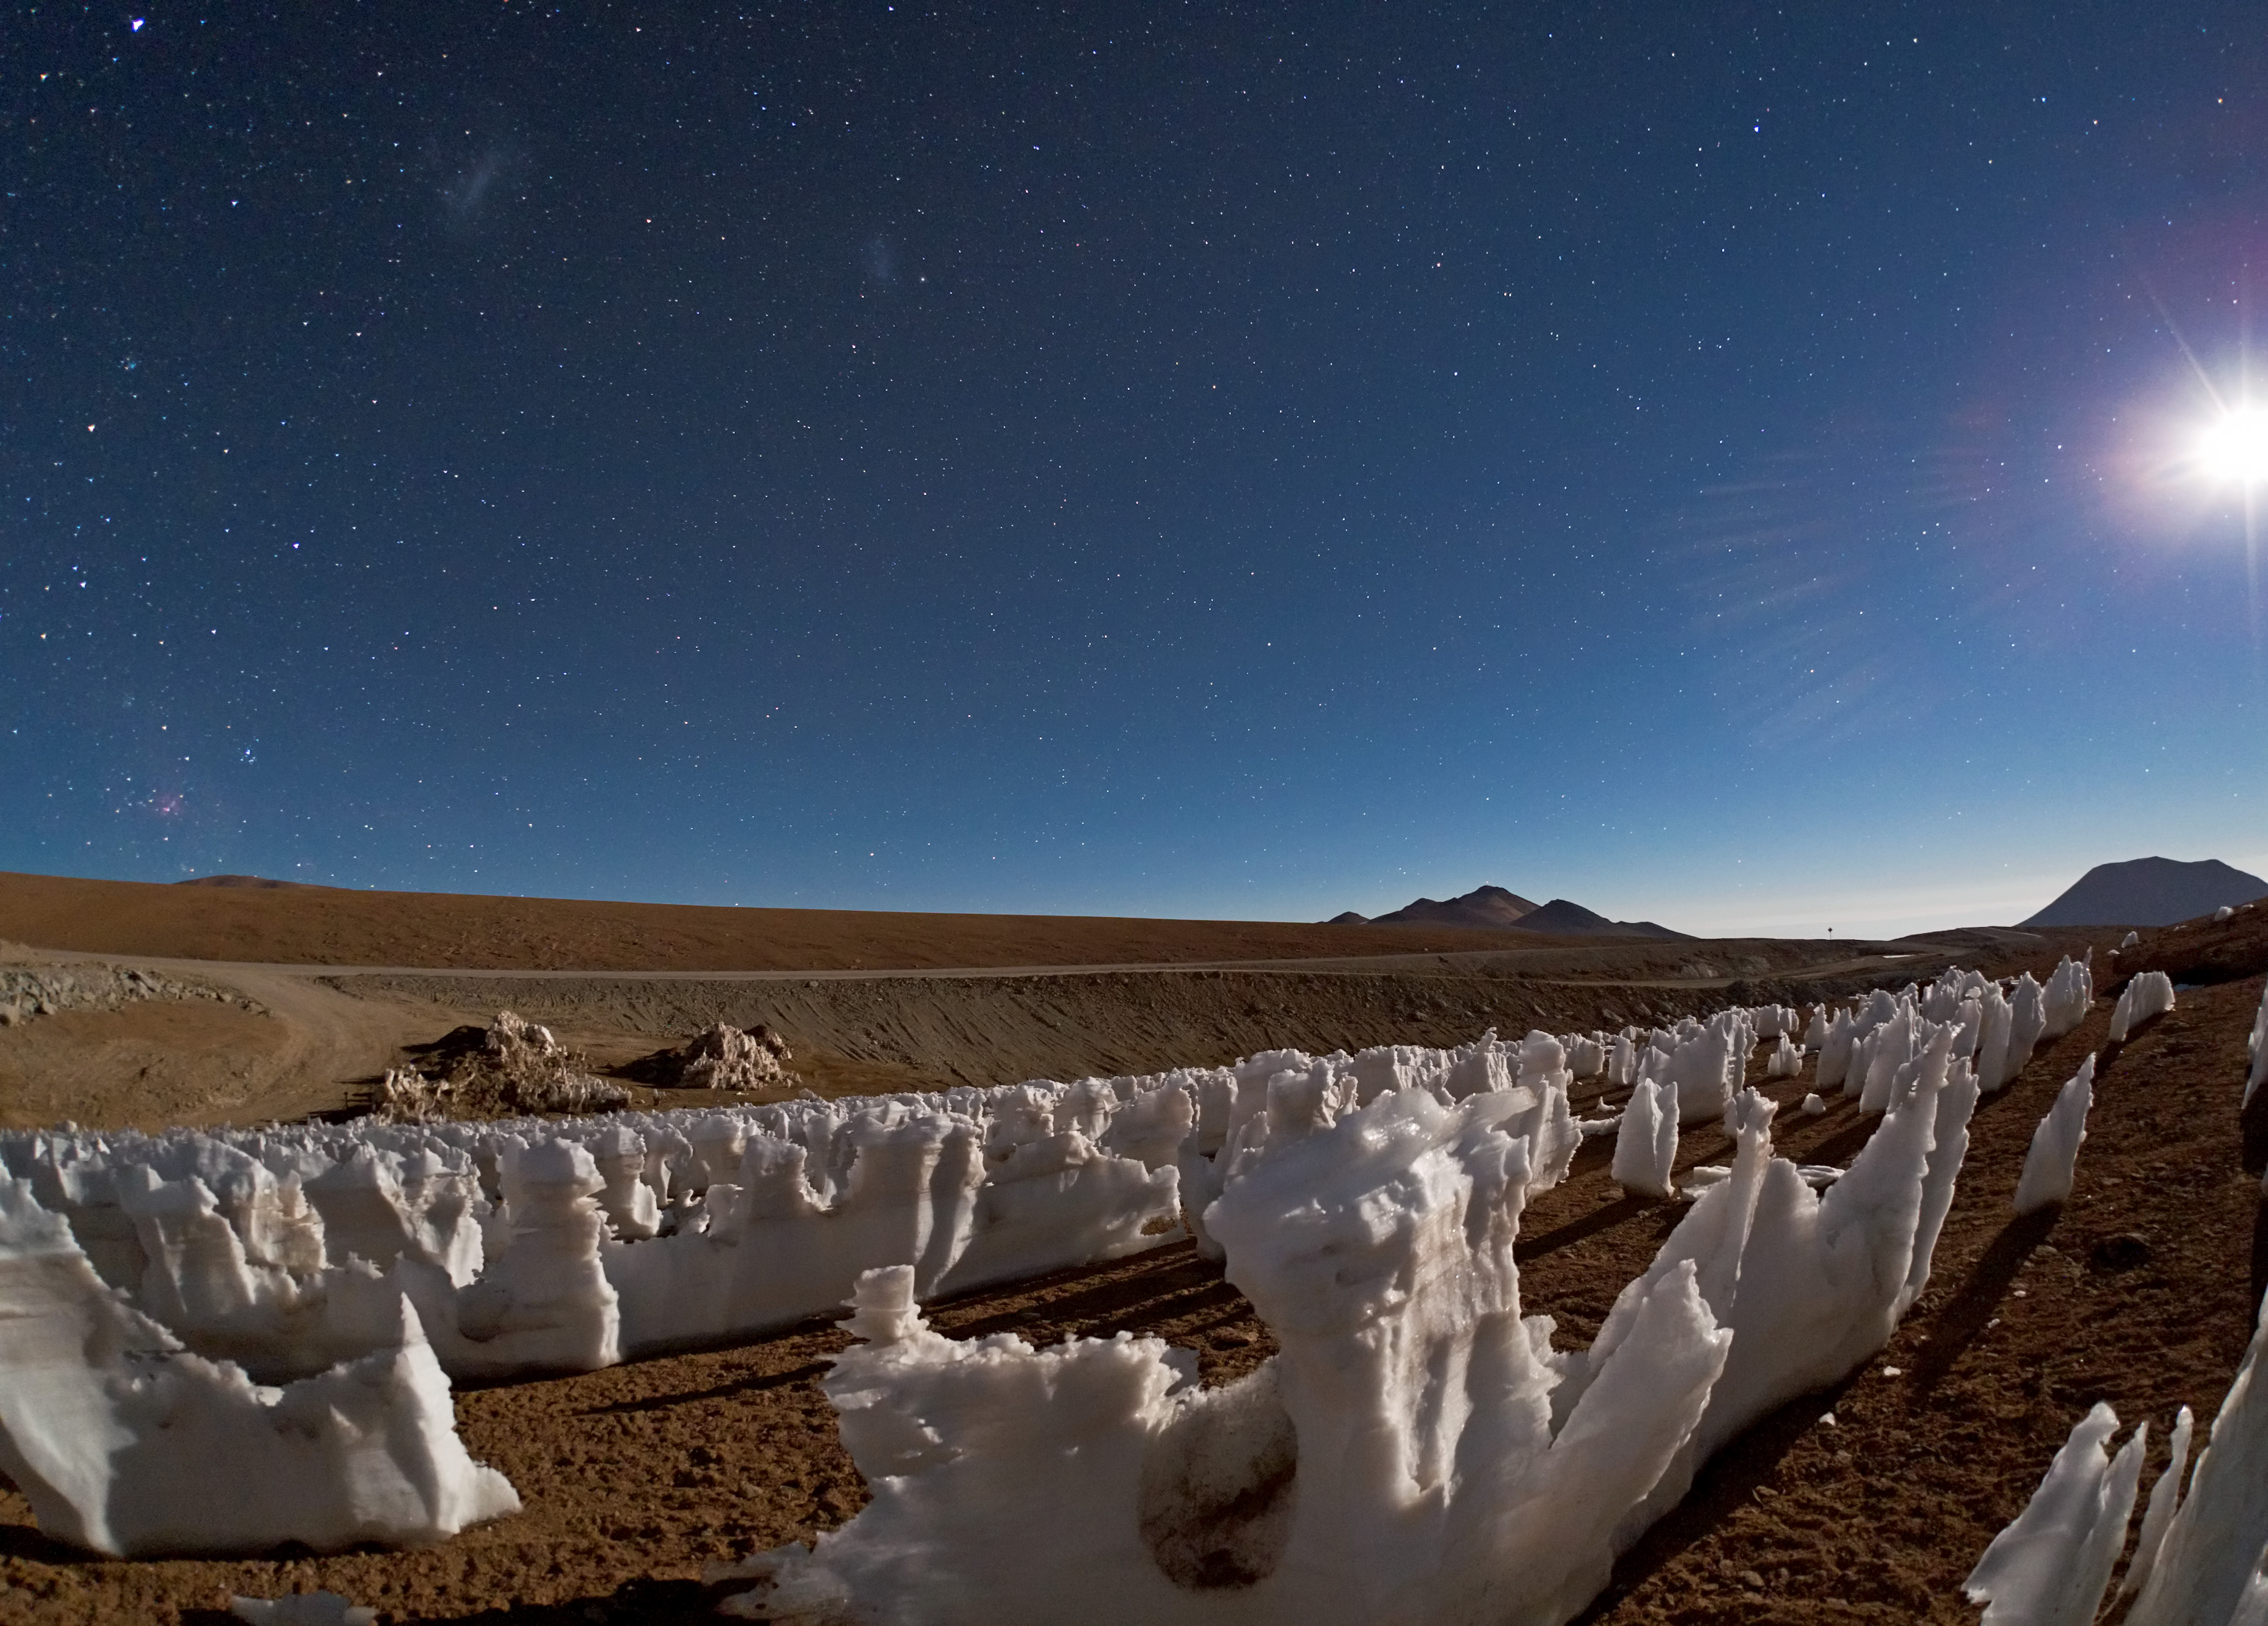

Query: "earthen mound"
left=378, top=1010, right=629, bottom=1121
left=621, top=1021, right=797, bottom=1092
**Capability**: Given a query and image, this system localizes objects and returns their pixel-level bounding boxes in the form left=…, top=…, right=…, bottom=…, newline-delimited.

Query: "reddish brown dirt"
left=0, top=864, right=1986, bottom=1127
left=0, top=1002, right=296, bottom=1131
left=2, top=964, right=2258, bottom=1624
left=0, top=871, right=1556, bottom=972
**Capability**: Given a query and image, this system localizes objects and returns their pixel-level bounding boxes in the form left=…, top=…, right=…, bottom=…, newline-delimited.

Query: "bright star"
left=2197, top=405, right=2268, bottom=485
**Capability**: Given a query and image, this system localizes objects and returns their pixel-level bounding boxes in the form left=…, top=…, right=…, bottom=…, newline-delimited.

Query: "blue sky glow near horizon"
left=8, top=2, right=2268, bottom=939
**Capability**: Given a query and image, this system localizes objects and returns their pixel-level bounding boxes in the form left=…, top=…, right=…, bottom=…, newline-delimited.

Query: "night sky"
left=9, top=3, right=2268, bottom=936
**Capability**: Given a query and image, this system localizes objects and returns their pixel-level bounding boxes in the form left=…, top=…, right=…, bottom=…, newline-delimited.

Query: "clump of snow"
left=626, top=1021, right=799, bottom=1092
left=723, top=1036, right=1977, bottom=1624
left=1816, top=1007, right=1858, bottom=1091
left=2121, top=1405, right=2193, bottom=1602
left=604, top=1109, right=992, bottom=1356
left=1, top=1071, right=1209, bottom=1380
left=2125, top=1290, right=2268, bottom=1626
left=1963, top=1402, right=2146, bottom=1626
left=441, top=1137, right=623, bottom=1377
left=2122, top=930, right=2143, bottom=949
left=379, top=1012, right=630, bottom=1121
left=2108, top=971, right=2176, bottom=1045
left=588, top=1122, right=660, bottom=1240
left=375, top=1067, right=451, bottom=1123
left=1597, top=1034, right=1975, bottom=1540
left=0, top=1177, right=518, bottom=1557
left=2004, top=973, right=2050, bottom=1087
left=2216, top=905, right=2237, bottom=923
left=1752, top=1004, right=1799, bottom=1039
left=2042, top=956, right=2095, bottom=1040
left=2247, top=984, right=2268, bottom=1110
left=1801, top=1092, right=1826, bottom=1115
left=0, top=980, right=2000, bottom=1415
left=1969, top=1284, right=2268, bottom=1626
left=2013, top=1056, right=2096, bottom=1216
left=1972, top=981, right=2014, bottom=1094
left=729, top=1087, right=1735, bottom=1625
left=1611, top=1075, right=1679, bottom=1199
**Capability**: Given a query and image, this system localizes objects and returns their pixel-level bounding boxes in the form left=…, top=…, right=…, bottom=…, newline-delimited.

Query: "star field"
left=8, top=2, right=2268, bottom=934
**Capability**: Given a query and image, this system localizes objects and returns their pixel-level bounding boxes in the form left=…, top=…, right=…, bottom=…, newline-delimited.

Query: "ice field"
left=7, top=957, right=2268, bottom=1624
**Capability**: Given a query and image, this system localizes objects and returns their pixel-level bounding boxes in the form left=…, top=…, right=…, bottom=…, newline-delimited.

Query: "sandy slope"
left=0, top=867, right=2024, bottom=1125
left=0, top=871, right=1541, bottom=972
left=2, top=933, right=1991, bottom=1129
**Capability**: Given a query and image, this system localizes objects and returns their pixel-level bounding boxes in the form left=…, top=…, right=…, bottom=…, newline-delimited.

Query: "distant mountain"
left=1373, top=885, right=1540, bottom=930
left=1336, top=885, right=1689, bottom=939
left=1512, top=898, right=1692, bottom=941
left=174, top=874, right=313, bottom=889
left=2020, top=856, right=2268, bottom=928
left=1324, top=910, right=1372, bottom=925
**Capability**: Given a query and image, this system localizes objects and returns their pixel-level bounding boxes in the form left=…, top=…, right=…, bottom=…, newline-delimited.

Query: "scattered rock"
left=2088, top=1232, right=2153, bottom=1273
left=0, top=963, right=259, bottom=1027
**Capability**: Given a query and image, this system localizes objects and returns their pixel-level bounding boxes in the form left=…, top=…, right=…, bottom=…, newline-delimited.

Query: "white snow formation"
left=2125, top=1292, right=2268, bottom=1626
left=2122, top=930, right=2143, bottom=950
left=2003, top=974, right=2050, bottom=1092
left=1800, top=972, right=2014, bottom=1118
left=721, top=1022, right=1979, bottom=1625
left=2012, top=1056, right=2096, bottom=1216
left=1610, top=1074, right=1680, bottom=1199
left=0, top=975, right=2033, bottom=1576
left=2217, top=905, right=2237, bottom=923
left=2122, top=1405, right=2194, bottom=1602
left=671, top=1022, right=798, bottom=1090
left=1802, top=970, right=2046, bottom=1106
left=0, top=1177, right=518, bottom=1557
left=2249, top=983, right=2268, bottom=1110
left=1969, top=1281, right=2268, bottom=1626
left=1964, top=1403, right=2146, bottom=1626
left=377, top=1011, right=630, bottom=1121
left=2108, top=971, right=2176, bottom=1045
left=2042, top=954, right=2095, bottom=1041
left=0, top=979, right=2051, bottom=1397
left=0, top=1065, right=1197, bottom=1379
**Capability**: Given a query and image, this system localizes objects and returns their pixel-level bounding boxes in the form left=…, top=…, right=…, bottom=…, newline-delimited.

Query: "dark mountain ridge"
left=2020, top=857, right=2268, bottom=928
left=1327, top=885, right=1688, bottom=940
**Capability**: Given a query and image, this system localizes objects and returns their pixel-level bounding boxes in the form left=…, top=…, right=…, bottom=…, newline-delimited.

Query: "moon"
left=2197, top=404, right=2268, bottom=484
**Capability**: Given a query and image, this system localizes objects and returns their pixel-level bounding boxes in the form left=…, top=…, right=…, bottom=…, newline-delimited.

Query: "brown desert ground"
left=1, top=871, right=2002, bottom=1130
left=0, top=870, right=1554, bottom=973
left=0, top=873, right=2260, bottom=1624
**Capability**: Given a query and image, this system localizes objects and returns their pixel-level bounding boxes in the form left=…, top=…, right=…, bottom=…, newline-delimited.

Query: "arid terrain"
left=0, top=872, right=2050, bottom=1131
left=0, top=873, right=2259, bottom=1624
